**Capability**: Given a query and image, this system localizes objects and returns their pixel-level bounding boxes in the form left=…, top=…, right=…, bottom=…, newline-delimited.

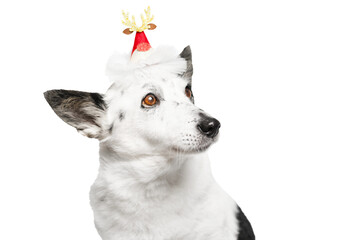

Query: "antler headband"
left=121, top=7, right=157, bottom=60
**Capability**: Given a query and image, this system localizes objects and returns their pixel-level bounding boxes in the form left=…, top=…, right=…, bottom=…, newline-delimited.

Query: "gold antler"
left=121, top=6, right=156, bottom=34
left=139, top=6, right=155, bottom=32
left=121, top=11, right=137, bottom=33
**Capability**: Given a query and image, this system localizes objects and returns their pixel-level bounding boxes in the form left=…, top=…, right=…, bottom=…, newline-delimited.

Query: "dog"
left=44, top=46, right=255, bottom=240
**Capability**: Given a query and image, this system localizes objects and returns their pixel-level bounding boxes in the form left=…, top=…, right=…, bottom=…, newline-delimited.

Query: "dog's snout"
left=197, top=113, right=221, bottom=138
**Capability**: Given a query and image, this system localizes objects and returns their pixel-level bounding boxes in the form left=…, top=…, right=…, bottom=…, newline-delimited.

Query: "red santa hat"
left=122, top=7, right=157, bottom=62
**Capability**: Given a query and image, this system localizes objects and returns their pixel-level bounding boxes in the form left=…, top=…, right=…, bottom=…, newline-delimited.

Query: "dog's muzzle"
left=197, top=113, right=221, bottom=138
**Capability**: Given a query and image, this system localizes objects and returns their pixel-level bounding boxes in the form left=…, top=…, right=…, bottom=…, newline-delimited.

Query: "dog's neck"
left=96, top=144, right=214, bottom=203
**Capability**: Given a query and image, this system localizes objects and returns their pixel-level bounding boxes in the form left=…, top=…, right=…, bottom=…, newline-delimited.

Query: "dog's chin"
left=171, top=136, right=218, bottom=154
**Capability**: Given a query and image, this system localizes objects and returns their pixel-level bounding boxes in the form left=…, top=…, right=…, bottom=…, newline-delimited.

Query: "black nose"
left=197, top=114, right=221, bottom=138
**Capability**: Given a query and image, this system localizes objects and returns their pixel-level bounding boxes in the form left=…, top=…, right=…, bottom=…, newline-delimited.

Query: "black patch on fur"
left=108, top=123, right=114, bottom=134
left=179, top=45, right=193, bottom=81
left=119, top=112, right=125, bottom=120
left=236, top=205, right=255, bottom=240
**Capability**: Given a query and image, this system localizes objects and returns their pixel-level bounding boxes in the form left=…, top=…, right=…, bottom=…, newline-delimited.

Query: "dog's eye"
left=185, top=87, right=192, bottom=98
left=142, top=94, right=158, bottom=107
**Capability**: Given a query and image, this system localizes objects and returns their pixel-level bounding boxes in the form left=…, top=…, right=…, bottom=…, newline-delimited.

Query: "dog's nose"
left=197, top=114, right=221, bottom=138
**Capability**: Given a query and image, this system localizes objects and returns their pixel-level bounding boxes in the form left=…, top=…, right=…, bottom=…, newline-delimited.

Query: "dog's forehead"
left=114, top=74, right=187, bottom=93
left=105, top=73, right=188, bottom=103
left=142, top=75, right=187, bottom=90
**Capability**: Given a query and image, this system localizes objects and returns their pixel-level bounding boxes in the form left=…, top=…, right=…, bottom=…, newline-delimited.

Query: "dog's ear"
left=180, top=45, right=193, bottom=81
left=44, top=89, right=107, bottom=139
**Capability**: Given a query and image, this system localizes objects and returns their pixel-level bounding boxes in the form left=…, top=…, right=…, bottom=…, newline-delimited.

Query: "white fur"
left=88, top=46, right=240, bottom=239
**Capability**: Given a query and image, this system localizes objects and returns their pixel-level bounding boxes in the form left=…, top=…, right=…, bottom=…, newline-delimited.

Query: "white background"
left=1, top=0, right=359, bottom=239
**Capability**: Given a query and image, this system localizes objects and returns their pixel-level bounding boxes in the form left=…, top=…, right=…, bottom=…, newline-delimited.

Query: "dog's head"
left=44, top=46, right=220, bottom=157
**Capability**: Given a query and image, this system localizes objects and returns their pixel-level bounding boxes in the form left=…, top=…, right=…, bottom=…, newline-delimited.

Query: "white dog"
left=44, top=46, right=255, bottom=240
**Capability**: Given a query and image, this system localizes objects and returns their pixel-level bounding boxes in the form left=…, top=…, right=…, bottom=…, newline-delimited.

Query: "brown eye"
left=142, top=94, right=157, bottom=107
left=185, top=87, right=192, bottom=98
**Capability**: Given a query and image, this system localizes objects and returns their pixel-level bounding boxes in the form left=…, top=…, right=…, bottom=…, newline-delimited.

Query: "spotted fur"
left=44, top=46, right=255, bottom=240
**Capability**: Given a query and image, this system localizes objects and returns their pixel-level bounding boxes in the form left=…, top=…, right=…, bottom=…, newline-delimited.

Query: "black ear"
left=180, top=45, right=193, bottom=80
left=44, top=89, right=107, bottom=139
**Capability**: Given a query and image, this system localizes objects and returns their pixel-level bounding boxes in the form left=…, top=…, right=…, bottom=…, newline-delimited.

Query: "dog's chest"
left=90, top=177, right=238, bottom=240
